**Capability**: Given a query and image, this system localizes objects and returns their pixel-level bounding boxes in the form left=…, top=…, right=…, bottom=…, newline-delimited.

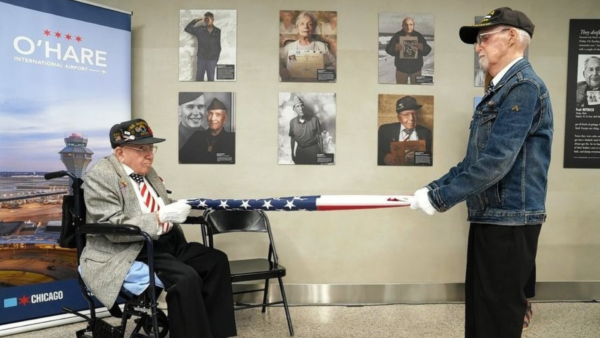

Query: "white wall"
left=94, top=0, right=600, bottom=284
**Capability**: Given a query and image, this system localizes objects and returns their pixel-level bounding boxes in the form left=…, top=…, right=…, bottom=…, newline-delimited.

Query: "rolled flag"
left=184, top=195, right=412, bottom=211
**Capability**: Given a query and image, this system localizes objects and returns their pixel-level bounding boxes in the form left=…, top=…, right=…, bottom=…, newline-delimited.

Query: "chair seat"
left=202, top=210, right=294, bottom=336
left=230, top=258, right=286, bottom=283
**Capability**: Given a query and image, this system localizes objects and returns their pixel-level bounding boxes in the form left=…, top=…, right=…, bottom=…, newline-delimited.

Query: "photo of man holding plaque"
left=377, top=95, right=433, bottom=166
left=279, top=11, right=337, bottom=83
left=379, top=14, right=434, bottom=85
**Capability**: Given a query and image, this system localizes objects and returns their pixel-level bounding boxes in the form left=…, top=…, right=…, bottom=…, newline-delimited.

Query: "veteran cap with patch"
left=396, top=96, right=422, bottom=113
left=110, top=118, right=166, bottom=149
left=459, top=7, right=534, bottom=44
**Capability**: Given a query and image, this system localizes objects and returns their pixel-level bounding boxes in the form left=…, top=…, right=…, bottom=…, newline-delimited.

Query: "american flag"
left=185, top=195, right=412, bottom=211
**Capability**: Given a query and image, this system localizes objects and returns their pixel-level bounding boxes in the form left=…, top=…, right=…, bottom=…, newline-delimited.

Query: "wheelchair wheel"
left=141, top=309, right=168, bottom=338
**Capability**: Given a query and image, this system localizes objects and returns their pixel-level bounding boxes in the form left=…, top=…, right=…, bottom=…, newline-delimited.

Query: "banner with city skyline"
left=0, top=0, right=131, bottom=330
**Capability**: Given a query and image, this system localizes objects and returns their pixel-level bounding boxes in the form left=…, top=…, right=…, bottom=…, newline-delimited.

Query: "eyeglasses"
left=476, top=28, right=511, bottom=45
left=123, top=145, right=158, bottom=155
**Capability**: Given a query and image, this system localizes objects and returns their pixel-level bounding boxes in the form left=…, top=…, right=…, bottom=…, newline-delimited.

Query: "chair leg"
left=261, top=278, right=270, bottom=313
left=277, top=276, right=294, bottom=336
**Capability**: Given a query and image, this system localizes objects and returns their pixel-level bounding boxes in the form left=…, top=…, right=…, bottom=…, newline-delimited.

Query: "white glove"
left=158, top=200, right=191, bottom=224
left=410, top=187, right=436, bottom=216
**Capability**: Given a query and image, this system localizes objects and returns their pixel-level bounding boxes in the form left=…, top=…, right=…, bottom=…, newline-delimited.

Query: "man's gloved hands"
left=410, top=187, right=436, bottom=216
left=158, top=200, right=191, bottom=224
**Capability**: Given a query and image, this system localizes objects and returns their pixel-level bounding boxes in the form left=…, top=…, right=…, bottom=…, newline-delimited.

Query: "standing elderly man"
left=410, top=8, right=553, bottom=338
left=180, top=98, right=236, bottom=164
left=185, top=12, right=222, bottom=81
left=385, top=17, right=432, bottom=85
left=377, top=95, right=432, bottom=165
left=289, top=95, right=324, bottom=164
left=81, top=119, right=237, bottom=338
left=576, top=56, right=600, bottom=108
left=179, top=92, right=207, bottom=150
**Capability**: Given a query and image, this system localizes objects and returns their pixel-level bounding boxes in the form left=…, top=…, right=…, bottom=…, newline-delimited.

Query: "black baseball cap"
left=109, top=118, right=166, bottom=149
left=459, top=7, right=535, bottom=44
left=396, top=96, right=422, bottom=113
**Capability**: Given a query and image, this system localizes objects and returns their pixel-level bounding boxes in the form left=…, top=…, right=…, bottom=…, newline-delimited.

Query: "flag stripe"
left=317, top=205, right=408, bottom=211
left=186, top=195, right=412, bottom=211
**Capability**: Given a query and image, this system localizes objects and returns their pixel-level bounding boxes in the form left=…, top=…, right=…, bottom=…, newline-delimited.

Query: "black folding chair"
left=45, top=170, right=168, bottom=338
left=202, top=209, right=294, bottom=336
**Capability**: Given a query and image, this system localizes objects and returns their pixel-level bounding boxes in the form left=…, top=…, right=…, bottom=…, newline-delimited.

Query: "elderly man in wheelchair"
left=70, top=118, right=236, bottom=338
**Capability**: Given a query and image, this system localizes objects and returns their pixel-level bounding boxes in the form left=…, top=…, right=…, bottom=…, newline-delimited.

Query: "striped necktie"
left=129, top=173, right=170, bottom=233
left=403, top=129, right=414, bottom=141
left=129, top=173, right=159, bottom=213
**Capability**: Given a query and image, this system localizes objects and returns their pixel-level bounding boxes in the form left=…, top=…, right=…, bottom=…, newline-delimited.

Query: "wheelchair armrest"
left=77, top=223, right=141, bottom=235
left=183, top=216, right=208, bottom=225
left=181, top=216, right=210, bottom=246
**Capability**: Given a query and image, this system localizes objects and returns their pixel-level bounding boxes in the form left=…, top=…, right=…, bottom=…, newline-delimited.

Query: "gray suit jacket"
left=80, top=154, right=173, bottom=308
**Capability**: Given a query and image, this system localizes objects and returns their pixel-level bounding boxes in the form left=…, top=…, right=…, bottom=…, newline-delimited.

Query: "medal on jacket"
left=207, top=136, right=216, bottom=152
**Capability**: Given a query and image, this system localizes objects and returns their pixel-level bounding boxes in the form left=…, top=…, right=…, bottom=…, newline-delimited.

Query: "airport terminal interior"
left=1, top=0, right=600, bottom=337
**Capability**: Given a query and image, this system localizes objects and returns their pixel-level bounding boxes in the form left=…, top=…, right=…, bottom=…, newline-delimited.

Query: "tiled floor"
left=6, top=302, right=600, bottom=337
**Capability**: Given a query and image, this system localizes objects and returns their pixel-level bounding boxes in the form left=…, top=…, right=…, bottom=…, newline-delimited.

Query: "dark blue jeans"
left=196, top=58, right=217, bottom=81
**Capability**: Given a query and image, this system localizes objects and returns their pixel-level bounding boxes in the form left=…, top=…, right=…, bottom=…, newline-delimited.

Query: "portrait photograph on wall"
left=179, top=92, right=235, bottom=164
left=576, top=54, right=600, bottom=108
left=279, top=10, right=337, bottom=83
left=564, top=19, right=600, bottom=168
left=179, top=9, right=237, bottom=82
left=378, top=13, right=435, bottom=85
left=377, top=94, right=434, bottom=166
left=278, top=92, right=336, bottom=165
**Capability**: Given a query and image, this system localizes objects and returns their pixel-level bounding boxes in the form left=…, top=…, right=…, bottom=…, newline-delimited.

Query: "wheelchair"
left=45, top=170, right=169, bottom=338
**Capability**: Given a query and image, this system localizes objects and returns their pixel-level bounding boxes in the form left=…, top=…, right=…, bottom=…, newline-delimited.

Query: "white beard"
left=479, top=56, right=489, bottom=72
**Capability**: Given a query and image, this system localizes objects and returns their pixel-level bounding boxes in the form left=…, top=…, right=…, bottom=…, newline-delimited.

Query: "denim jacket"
left=427, top=59, right=553, bottom=225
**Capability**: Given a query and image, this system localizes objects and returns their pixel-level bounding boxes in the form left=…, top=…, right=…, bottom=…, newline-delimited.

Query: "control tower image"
left=59, top=132, right=94, bottom=178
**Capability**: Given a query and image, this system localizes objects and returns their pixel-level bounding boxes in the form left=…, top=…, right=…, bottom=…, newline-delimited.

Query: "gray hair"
left=495, top=25, right=530, bottom=49
left=584, top=56, right=600, bottom=69
left=515, top=27, right=531, bottom=48
left=295, top=11, right=317, bottom=28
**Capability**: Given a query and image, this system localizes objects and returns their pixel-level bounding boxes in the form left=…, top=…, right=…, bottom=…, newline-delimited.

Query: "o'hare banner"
left=186, top=195, right=413, bottom=211
left=0, top=0, right=131, bottom=334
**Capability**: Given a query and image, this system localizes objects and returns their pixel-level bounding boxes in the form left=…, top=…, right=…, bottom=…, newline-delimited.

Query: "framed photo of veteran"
left=179, top=9, right=237, bottom=82
left=287, top=51, right=325, bottom=79
left=576, top=54, right=600, bottom=108
left=377, top=94, right=434, bottom=166
left=179, top=92, right=236, bottom=164
left=378, top=12, right=435, bottom=85
left=399, top=36, right=418, bottom=59
left=278, top=92, right=336, bottom=165
left=279, top=10, right=337, bottom=83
